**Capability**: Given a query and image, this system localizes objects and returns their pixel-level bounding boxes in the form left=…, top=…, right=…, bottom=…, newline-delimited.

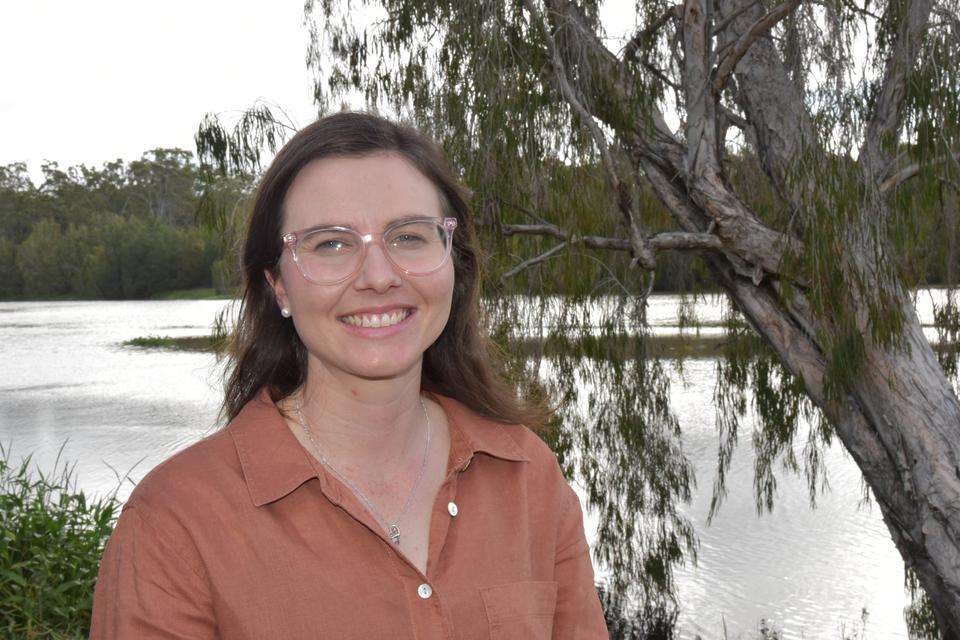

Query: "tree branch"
left=711, top=0, right=761, bottom=36
left=860, top=0, right=936, bottom=180
left=531, top=0, right=803, bottom=286
left=650, top=231, right=725, bottom=251
left=500, top=241, right=569, bottom=281
left=719, top=104, right=749, bottom=131
left=499, top=223, right=723, bottom=252
left=494, top=195, right=553, bottom=226
left=621, top=4, right=683, bottom=62
left=713, top=0, right=818, bottom=215
left=879, top=151, right=960, bottom=194
left=526, top=0, right=656, bottom=268
left=712, top=0, right=803, bottom=95
left=537, top=0, right=688, bottom=175
left=642, top=61, right=682, bottom=91
left=501, top=222, right=565, bottom=240
left=678, top=0, right=805, bottom=283
left=682, top=0, right=718, bottom=179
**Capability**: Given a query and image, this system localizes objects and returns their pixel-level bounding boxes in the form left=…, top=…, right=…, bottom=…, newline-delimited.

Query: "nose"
left=353, top=238, right=402, bottom=292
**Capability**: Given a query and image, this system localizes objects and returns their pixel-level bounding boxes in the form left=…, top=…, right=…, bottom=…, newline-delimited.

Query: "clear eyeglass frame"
left=281, top=216, right=458, bottom=285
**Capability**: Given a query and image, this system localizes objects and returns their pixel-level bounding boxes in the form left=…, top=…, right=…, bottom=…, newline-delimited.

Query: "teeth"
left=341, top=309, right=411, bottom=328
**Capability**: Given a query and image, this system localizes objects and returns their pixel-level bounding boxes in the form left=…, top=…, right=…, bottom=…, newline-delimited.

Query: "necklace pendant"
left=388, top=523, right=401, bottom=545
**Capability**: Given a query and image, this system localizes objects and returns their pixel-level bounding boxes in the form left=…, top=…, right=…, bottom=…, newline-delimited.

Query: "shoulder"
left=124, top=426, right=245, bottom=524
left=499, top=422, right=562, bottom=468
left=103, top=427, right=245, bottom=577
left=497, top=423, right=573, bottom=507
left=430, top=391, right=563, bottom=473
left=436, top=393, right=571, bottom=503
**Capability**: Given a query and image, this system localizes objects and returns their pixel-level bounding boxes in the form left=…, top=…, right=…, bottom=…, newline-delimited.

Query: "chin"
left=347, top=367, right=417, bottom=382
left=345, top=356, right=422, bottom=380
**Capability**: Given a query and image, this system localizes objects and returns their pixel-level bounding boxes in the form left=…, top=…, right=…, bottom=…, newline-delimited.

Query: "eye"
left=392, top=233, right=426, bottom=244
left=302, top=230, right=356, bottom=255
left=319, top=239, right=350, bottom=251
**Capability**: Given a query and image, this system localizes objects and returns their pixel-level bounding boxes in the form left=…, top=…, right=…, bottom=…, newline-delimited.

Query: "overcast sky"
left=1, top=2, right=640, bottom=186
left=0, top=1, right=320, bottom=184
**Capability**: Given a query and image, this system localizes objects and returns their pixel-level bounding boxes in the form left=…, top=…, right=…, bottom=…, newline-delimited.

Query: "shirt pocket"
left=480, top=580, right=558, bottom=640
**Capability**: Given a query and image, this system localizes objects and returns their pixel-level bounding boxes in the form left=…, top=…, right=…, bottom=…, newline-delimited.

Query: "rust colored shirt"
left=89, top=388, right=608, bottom=639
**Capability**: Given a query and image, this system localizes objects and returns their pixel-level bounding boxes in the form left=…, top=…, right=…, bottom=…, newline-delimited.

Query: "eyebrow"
left=307, top=214, right=441, bottom=230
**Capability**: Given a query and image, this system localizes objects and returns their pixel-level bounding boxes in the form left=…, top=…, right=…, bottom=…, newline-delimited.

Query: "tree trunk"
left=846, top=303, right=960, bottom=638
left=709, top=255, right=960, bottom=637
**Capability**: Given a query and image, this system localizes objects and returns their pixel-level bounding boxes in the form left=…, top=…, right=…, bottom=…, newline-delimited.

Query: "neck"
left=291, top=357, right=429, bottom=472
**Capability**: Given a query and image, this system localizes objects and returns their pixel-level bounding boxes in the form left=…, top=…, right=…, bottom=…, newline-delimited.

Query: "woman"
left=90, top=112, right=607, bottom=639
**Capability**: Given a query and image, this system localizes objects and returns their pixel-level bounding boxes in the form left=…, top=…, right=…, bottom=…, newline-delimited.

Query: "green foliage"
left=708, top=301, right=832, bottom=522
left=0, top=150, right=244, bottom=300
left=123, top=334, right=177, bottom=348
left=0, top=443, right=119, bottom=639
left=599, top=580, right=678, bottom=639
left=933, top=289, right=960, bottom=376
left=195, top=104, right=294, bottom=177
left=482, top=292, right=698, bottom=606
left=15, top=219, right=70, bottom=295
left=0, top=163, right=38, bottom=245
left=7, top=215, right=216, bottom=300
left=905, top=566, right=941, bottom=640
left=123, top=334, right=226, bottom=352
left=0, top=237, right=22, bottom=297
left=194, top=172, right=253, bottom=295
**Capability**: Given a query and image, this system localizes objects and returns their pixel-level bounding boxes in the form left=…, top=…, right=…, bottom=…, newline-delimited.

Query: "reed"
left=0, top=442, right=120, bottom=639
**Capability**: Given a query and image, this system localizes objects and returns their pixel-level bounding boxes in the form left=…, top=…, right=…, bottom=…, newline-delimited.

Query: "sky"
left=0, top=1, right=641, bottom=186
left=0, top=1, right=321, bottom=185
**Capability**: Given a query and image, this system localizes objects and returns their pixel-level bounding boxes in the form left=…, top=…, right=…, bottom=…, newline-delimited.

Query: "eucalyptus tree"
left=197, top=0, right=960, bottom=634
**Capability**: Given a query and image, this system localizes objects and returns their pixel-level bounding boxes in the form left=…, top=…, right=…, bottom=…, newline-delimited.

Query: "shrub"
left=0, top=443, right=119, bottom=638
left=0, top=237, right=22, bottom=297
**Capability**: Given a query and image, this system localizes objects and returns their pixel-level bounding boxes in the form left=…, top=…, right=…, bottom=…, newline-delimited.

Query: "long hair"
left=221, top=111, right=553, bottom=431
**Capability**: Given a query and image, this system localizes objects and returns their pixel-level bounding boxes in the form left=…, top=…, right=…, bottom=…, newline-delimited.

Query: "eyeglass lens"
left=296, top=220, right=449, bottom=283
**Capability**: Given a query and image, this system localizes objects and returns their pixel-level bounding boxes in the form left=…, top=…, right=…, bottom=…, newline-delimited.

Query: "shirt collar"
left=229, top=387, right=530, bottom=508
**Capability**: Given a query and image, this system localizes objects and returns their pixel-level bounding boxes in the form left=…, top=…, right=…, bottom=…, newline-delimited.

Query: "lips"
left=336, top=306, right=418, bottom=339
left=339, top=308, right=414, bottom=328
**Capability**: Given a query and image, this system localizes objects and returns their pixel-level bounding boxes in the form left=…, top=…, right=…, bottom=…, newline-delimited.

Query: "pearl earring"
left=281, top=307, right=291, bottom=318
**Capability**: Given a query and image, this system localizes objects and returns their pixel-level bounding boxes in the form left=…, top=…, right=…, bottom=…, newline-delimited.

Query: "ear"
left=264, top=268, right=289, bottom=312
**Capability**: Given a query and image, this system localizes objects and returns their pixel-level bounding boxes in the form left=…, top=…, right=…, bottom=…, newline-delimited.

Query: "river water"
left=2, top=293, right=947, bottom=639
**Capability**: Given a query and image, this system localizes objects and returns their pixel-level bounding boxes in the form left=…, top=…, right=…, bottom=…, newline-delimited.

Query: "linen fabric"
left=89, top=388, right=608, bottom=639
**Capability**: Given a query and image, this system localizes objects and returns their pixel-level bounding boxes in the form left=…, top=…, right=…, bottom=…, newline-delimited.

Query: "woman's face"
left=267, top=151, right=455, bottom=382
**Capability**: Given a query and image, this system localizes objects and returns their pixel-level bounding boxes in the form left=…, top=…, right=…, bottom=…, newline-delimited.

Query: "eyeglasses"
left=281, top=216, right=458, bottom=285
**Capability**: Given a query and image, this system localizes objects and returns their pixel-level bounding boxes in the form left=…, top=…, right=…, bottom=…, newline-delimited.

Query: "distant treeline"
left=0, top=150, right=248, bottom=299
left=0, top=149, right=956, bottom=300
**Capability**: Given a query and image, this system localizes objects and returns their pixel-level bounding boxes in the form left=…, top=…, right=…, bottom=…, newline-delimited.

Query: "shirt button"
left=447, top=501, right=459, bottom=517
left=417, top=583, right=433, bottom=599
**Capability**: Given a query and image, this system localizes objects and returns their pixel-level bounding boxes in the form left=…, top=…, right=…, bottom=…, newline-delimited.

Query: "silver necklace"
left=295, top=393, right=431, bottom=546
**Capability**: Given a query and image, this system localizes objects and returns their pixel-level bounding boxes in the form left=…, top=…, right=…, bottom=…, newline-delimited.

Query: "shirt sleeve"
left=89, top=504, right=219, bottom=639
left=552, top=482, right=608, bottom=639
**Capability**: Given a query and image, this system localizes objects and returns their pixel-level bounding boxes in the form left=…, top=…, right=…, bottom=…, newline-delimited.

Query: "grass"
left=122, top=334, right=225, bottom=352
left=0, top=442, right=121, bottom=639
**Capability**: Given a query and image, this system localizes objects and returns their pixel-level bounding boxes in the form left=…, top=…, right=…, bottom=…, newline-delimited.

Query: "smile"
left=339, top=308, right=414, bottom=328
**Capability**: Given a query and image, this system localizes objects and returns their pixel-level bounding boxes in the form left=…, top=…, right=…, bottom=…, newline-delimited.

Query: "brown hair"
left=221, top=111, right=553, bottom=432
